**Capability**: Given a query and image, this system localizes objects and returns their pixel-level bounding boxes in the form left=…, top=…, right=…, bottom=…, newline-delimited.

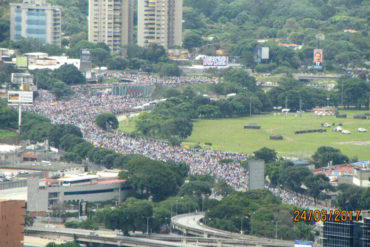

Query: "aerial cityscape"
left=0, top=0, right=369, bottom=247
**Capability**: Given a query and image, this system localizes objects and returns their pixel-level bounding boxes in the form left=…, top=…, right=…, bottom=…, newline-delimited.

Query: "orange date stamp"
left=293, top=209, right=362, bottom=223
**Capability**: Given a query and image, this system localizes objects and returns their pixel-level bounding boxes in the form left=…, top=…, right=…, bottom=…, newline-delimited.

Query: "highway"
left=28, top=225, right=198, bottom=247
left=172, top=213, right=294, bottom=247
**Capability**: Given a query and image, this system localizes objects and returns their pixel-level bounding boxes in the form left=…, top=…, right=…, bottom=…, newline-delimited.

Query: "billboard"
left=16, top=56, right=28, bottom=69
left=7, top=91, right=33, bottom=104
left=202, top=56, right=228, bottom=66
left=313, top=49, right=323, bottom=69
left=261, top=47, right=269, bottom=59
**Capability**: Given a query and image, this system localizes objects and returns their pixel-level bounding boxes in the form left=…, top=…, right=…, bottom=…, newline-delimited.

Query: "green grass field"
left=185, top=111, right=370, bottom=159
left=119, top=117, right=136, bottom=133
left=0, top=129, right=19, bottom=138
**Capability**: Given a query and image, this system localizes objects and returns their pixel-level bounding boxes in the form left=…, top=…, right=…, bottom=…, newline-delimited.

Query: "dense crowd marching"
left=23, top=79, right=328, bottom=208
left=24, top=84, right=248, bottom=189
left=98, top=71, right=218, bottom=86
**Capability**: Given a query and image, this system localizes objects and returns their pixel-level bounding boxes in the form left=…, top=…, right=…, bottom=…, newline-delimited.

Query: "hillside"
left=0, top=0, right=369, bottom=71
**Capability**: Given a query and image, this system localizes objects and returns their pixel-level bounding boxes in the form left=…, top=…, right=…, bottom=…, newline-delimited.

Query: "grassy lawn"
left=255, top=74, right=285, bottom=82
left=118, top=116, right=137, bottom=134
left=185, top=111, right=370, bottom=159
left=0, top=129, right=19, bottom=138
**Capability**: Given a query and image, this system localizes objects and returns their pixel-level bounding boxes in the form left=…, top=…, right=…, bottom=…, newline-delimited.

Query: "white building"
left=353, top=167, right=370, bottom=188
left=88, top=0, right=134, bottom=53
left=21, top=53, right=80, bottom=70
left=137, top=0, right=183, bottom=49
left=10, top=0, right=61, bottom=46
left=27, top=173, right=129, bottom=214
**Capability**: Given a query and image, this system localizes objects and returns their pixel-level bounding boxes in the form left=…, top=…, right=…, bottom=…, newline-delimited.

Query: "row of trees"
left=204, top=190, right=315, bottom=240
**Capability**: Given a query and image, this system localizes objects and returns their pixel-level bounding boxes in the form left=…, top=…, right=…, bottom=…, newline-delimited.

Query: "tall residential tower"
left=138, top=0, right=183, bottom=49
left=10, top=0, right=62, bottom=46
left=88, top=0, right=134, bottom=53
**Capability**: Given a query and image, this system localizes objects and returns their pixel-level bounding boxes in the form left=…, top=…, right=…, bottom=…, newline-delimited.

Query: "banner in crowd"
left=202, top=56, right=228, bottom=66
left=7, top=91, right=33, bottom=104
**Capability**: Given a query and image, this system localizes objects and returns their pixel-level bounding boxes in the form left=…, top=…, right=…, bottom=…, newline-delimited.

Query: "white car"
left=358, top=128, right=367, bottom=132
left=342, top=130, right=351, bottom=134
left=333, top=126, right=343, bottom=132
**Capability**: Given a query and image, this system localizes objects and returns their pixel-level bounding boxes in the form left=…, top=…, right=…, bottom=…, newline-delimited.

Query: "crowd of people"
left=24, top=85, right=248, bottom=189
left=23, top=81, right=328, bottom=209
left=97, top=71, right=218, bottom=86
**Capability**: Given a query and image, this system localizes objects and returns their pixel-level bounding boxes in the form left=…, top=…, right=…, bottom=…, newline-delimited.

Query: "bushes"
left=95, top=113, right=119, bottom=131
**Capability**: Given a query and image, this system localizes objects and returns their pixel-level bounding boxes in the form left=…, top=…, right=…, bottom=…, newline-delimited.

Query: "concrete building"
left=353, top=167, right=370, bottom=188
left=19, top=52, right=80, bottom=70
left=0, top=144, right=23, bottom=165
left=80, top=49, right=92, bottom=73
left=0, top=200, right=26, bottom=247
left=322, top=216, right=370, bottom=247
left=10, top=0, right=61, bottom=46
left=138, top=0, right=183, bottom=49
left=88, top=0, right=134, bottom=53
left=27, top=174, right=129, bottom=214
left=247, top=159, right=265, bottom=190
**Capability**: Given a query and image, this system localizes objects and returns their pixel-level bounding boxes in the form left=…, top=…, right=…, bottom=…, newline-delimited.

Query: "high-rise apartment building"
left=10, top=0, right=61, bottom=46
left=0, top=200, right=26, bottom=247
left=138, top=0, right=183, bottom=49
left=88, top=0, right=134, bottom=53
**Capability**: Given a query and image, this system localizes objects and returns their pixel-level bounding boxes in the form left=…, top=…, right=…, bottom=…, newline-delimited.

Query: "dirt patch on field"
left=336, top=141, right=370, bottom=146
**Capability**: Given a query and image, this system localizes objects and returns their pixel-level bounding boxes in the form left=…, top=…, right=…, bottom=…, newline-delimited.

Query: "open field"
left=185, top=111, right=370, bottom=159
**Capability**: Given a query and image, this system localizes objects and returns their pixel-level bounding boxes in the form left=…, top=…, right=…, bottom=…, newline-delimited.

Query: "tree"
left=119, top=157, right=182, bottom=201
left=312, top=146, right=349, bottom=168
left=183, top=32, right=203, bottom=50
left=48, top=124, right=83, bottom=148
left=53, top=64, right=86, bottom=85
left=281, top=166, right=311, bottom=193
left=158, top=63, right=181, bottom=77
left=178, top=181, right=212, bottom=198
left=305, top=174, right=333, bottom=203
left=95, top=113, right=119, bottom=131
left=107, top=57, right=128, bottom=70
left=254, top=147, right=277, bottom=163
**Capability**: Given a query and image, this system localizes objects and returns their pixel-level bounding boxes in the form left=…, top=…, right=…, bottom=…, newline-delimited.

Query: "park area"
left=185, top=111, right=370, bottom=159
left=119, top=111, right=370, bottom=159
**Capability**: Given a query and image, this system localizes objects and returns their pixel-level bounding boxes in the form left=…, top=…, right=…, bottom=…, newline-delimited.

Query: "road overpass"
left=27, top=226, right=197, bottom=247
left=172, top=213, right=294, bottom=247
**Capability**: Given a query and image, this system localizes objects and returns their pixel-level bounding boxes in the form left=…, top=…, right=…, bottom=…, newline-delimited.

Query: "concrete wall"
left=248, top=160, right=265, bottom=190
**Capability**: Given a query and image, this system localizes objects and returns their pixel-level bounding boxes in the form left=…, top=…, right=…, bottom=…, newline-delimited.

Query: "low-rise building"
left=353, top=166, right=370, bottom=188
left=0, top=144, right=23, bottom=165
left=27, top=173, right=129, bottom=215
left=19, top=52, right=80, bottom=70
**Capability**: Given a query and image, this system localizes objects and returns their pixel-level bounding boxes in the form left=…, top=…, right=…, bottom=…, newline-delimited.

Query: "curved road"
left=172, top=213, right=294, bottom=247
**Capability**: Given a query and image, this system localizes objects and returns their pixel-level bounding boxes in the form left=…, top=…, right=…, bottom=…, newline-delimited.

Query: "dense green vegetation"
left=204, top=190, right=315, bottom=240
left=95, top=112, right=119, bottom=131
left=30, top=64, right=87, bottom=98
left=336, top=183, right=370, bottom=210
left=183, top=0, right=369, bottom=71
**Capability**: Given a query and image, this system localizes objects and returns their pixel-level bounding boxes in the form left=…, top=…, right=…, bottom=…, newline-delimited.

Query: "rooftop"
left=0, top=144, right=22, bottom=153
